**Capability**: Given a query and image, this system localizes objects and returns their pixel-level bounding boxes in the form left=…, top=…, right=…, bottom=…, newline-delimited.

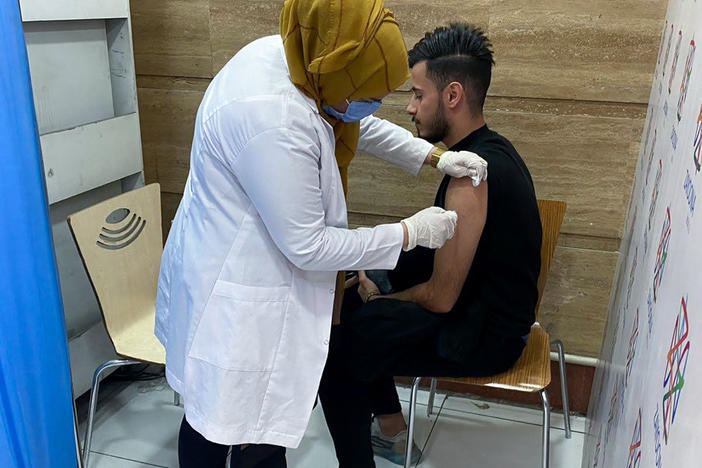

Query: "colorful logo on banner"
left=653, top=405, right=663, bottom=468
left=677, top=38, right=696, bottom=122
left=657, top=21, right=668, bottom=67
left=649, top=161, right=663, bottom=230
left=669, top=30, right=684, bottom=94
left=647, top=289, right=654, bottom=340
left=626, top=247, right=638, bottom=309
left=646, top=132, right=658, bottom=186
left=694, top=103, right=702, bottom=172
left=684, top=169, right=696, bottom=220
left=627, top=408, right=642, bottom=468
left=625, top=309, right=640, bottom=387
left=653, top=207, right=671, bottom=302
left=644, top=108, right=655, bottom=154
left=672, top=124, right=679, bottom=151
left=662, top=24, right=676, bottom=76
left=629, top=208, right=639, bottom=245
left=593, top=428, right=602, bottom=468
left=662, top=295, right=690, bottom=444
left=606, top=375, right=622, bottom=442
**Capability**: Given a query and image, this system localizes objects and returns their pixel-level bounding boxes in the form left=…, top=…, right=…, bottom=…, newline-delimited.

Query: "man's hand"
left=345, top=273, right=359, bottom=289
left=436, top=150, right=487, bottom=186
left=357, top=270, right=381, bottom=303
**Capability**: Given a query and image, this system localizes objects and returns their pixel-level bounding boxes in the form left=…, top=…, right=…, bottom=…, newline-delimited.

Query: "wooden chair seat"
left=111, top=305, right=165, bottom=365
left=440, top=322, right=551, bottom=392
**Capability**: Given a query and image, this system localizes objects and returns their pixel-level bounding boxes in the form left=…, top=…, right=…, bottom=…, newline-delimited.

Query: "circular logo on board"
left=96, top=208, right=147, bottom=250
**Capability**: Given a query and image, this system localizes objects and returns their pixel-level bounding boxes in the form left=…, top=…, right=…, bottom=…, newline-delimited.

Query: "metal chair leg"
left=83, top=359, right=140, bottom=468
left=174, top=391, right=181, bottom=407
left=405, top=377, right=421, bottom=468
left=540, top=390, right=551, bottom=468
left=426, top=378, right=437, bottom=417
left=551, top=339, right=572, bottom=439
left=72, top=394, right=84, bottom=468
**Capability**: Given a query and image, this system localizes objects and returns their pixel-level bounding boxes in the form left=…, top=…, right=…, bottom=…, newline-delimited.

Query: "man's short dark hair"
left=408, top=23, right=494, bottom=114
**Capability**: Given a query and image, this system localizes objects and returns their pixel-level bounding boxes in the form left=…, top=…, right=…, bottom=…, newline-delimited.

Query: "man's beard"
left=414, top=100, right=449, bottom=144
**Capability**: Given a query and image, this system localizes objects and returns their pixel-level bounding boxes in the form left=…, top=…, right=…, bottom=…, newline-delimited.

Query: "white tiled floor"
left=78, top=377, right=584, bottom=468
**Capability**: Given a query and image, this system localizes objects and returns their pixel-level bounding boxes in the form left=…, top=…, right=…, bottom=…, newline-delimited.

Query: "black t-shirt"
left=388, top=125, right=542, bottom=350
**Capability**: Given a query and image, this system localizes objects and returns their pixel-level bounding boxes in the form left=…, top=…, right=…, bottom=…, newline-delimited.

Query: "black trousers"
left=178, top=416, right=287, bottom=468
left=318, top=289, right=526, bottom=468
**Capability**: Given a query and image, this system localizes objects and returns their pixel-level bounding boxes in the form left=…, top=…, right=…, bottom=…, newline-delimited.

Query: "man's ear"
left=445, top=82, right=464, bottom=110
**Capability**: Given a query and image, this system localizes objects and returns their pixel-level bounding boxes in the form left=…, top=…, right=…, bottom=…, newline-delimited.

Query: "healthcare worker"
left=155, top=0, right=487, bottom=466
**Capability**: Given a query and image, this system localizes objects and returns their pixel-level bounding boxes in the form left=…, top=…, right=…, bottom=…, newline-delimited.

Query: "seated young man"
left=318, top=23, right=543, bottom=467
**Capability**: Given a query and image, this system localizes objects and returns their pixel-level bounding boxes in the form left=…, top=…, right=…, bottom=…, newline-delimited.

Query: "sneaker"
left=370, top=418, right=422, bottom=466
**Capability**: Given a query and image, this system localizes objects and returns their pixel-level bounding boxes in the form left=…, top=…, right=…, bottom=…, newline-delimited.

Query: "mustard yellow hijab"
left=280, top=0, right=409, bottom=192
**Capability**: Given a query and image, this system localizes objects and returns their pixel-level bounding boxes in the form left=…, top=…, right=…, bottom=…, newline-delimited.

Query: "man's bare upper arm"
left=428, top=177, right=488, bottom=312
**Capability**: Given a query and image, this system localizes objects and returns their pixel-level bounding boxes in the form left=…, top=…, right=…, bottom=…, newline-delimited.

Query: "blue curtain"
left=0, top=2, right=78, bottom=468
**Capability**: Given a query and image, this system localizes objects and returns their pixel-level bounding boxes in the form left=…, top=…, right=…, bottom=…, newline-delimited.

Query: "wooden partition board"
left=130, top=0, right=666, bottom=103
left=67, top=184, right=165, bottom=364
left=130, top=0, right=668, bottom=360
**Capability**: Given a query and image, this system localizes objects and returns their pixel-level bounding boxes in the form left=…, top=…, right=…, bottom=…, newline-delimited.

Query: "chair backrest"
left=67, top=184, right=162, bottom=355
left=535, top=199, right=567, bottom=318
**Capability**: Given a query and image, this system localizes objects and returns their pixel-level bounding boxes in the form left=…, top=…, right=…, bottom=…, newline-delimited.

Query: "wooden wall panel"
left=349, top=92, right=645, bottom=239
left=209, top=0, right=285, bottom=74
left=487, top=111, right=642, bottom=239
left=132, top=0, right=666, bottom=360
left=136, top=78, right=206, bottom=190
left=489, top=0, right=667, bottom=103
left=208, top=0, right=490, bottom=77
left=539, top=246, right=618, bottom=357
left=130, top=0, right=213, bottom=78
left=386, top=0, right=490, bottom=51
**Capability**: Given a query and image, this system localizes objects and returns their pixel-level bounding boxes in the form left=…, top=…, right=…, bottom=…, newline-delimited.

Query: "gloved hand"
left=401, top=206, right=458, bottom=251
left=436, top=150, right=488, bottom=186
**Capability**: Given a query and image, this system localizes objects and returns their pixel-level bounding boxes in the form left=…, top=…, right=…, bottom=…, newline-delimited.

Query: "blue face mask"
left=323, top=100, right=382, bottom=123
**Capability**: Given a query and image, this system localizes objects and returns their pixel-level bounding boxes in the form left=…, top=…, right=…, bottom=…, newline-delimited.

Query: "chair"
left=67, top=183, right=177, bottom=467
left=404, top=200, right=571, bottom=468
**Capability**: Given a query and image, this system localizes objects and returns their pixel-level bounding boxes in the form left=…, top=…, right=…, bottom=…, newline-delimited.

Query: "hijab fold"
left=280, top=0, right=409, bottom=192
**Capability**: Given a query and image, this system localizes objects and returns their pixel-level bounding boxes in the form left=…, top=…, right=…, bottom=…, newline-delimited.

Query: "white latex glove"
left=401, top=206, right=458, bottom=251
left=436, top=150, right=488, bottom=186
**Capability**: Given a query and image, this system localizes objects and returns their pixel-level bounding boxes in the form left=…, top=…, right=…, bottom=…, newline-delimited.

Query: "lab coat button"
left=323, top=339, right=329, bottom=346
left=329, top=289, right=334, bottom=294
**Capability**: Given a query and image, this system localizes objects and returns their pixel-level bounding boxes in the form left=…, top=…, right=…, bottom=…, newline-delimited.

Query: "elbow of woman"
left=285, top=249, right=320, bottom=271
left=282, top=237, right=328, bottom=271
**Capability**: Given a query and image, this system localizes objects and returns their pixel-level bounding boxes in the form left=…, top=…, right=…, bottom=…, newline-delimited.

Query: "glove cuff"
left=401, top=220, right=417, bottom=251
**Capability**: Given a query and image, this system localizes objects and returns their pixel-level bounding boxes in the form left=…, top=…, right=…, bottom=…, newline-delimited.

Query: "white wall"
left=582, top=1, right=702, bottom=467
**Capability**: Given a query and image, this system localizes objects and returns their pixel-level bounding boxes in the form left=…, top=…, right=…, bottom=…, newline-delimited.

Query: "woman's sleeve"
left=358, top=115, right=433, bottom=175
left=231, top=126, right=404, bottom=272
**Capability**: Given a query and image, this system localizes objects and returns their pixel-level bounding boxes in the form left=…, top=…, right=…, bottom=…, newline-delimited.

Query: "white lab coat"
left=155, top=35, right=432, bottom=448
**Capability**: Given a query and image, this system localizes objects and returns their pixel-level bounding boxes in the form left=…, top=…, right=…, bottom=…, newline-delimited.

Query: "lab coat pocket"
left=189, top=281, right=290, bottom=372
